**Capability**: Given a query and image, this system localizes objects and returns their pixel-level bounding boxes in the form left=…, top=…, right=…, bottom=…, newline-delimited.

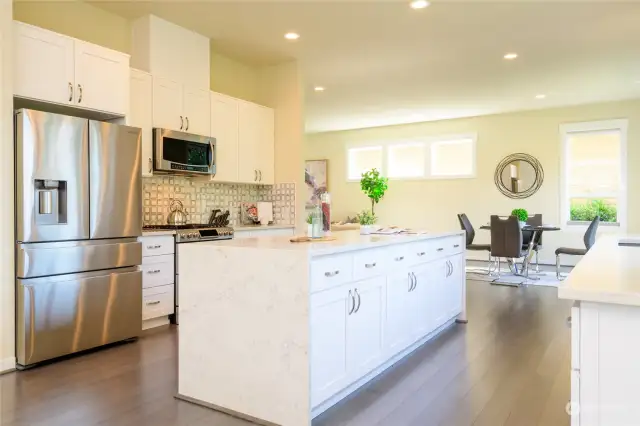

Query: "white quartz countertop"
left=141, top=230, right=176, bottom=237
left=558, top=235, right=640, bottom=307
left=234, top=224, right=295, bottom=231
left=189, top=230, right=464, bottom=256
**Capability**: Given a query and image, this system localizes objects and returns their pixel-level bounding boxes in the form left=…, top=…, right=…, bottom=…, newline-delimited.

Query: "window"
left=430, top=138, right=475, bottom=178
left=561, top=120, right=627, bottom=226
left=347, top=146, right=382, bottom=180
left=346, top=134, right=476, bottom=181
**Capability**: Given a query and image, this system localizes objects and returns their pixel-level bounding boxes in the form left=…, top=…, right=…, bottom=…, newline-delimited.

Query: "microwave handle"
left=209, top=139, right=215, bottom=171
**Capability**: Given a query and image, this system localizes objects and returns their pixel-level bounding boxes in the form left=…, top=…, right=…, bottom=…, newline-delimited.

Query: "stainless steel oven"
left=153, top=128, right=216, bottom=176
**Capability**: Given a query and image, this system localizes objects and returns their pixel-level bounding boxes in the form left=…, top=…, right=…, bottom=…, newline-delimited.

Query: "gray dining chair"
left=457, top=213, right=493, bottom=273
left=524, top=214, right=543, bottom=273
left=490, top=215, right=528, bottom=279
left=555, top=216, right=600, bottom=280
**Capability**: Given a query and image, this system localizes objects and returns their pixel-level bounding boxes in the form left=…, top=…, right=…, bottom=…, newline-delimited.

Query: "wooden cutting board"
left=290, top=236, right=337, bottom=243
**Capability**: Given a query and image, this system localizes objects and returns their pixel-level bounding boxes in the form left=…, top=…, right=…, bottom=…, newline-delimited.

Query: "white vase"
left=307, top=224, right=313, bottom=237
left=519, top=221, right=526, bottom=228
left=360, top=224, right=374, bottom=235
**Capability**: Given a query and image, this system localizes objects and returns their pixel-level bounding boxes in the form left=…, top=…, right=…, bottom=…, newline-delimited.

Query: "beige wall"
left=306, top=99, right=640, bottom=264
left=1, top=0, right=14, bottom=371
left=258, top=61, right=305, bottom=231
left=210, top=50, right=261, bottom=104
left=13, top=1, right=131, bottom=53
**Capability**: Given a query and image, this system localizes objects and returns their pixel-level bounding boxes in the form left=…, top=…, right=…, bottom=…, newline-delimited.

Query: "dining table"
left=480, top=224, right=561, bottom=277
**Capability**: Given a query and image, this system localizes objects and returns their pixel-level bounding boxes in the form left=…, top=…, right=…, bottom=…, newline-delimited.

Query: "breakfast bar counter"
left=177, top=230, right=466, bottom=426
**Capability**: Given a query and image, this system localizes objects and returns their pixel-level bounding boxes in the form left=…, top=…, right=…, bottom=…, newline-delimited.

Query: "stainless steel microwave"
left=153, top=128, right=216, bottom=176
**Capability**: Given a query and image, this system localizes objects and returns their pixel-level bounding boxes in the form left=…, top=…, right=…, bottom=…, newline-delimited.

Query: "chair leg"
left=556, top=254, right=564, bottom=280
left=535, top=250, right=540, bottom=273
left=496, top=257, right=501, bottom=278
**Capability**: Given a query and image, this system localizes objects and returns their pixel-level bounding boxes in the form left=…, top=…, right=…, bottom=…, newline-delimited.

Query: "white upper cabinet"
left=13, top=21, right=74, bottom=105
left=13, top=21, right=129, bottom=115
left=131, top=15, right=210, bottom=89
left=210, top=92, right=239, bottom=182
left=74, top=40, right=129, bottom=115
left=152, top=76, right=183, bottom=131
left=182, top=86, right=210, bottom=136
left=130, top=69, right=153, bottom=177
left=238, top=101, right=275, bottom=185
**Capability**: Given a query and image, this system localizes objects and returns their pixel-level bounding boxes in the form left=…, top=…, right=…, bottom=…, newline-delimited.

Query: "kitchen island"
left=177, top=230, right=466, bottom=426
left=558, top=236, right=640, bottom=426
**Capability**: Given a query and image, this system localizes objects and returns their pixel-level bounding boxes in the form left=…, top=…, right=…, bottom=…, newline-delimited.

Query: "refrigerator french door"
left=15, top=109, right=143, bottom=368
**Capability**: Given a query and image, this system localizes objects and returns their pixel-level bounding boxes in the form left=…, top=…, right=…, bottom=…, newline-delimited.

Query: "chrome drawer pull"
left=147, top=244, right=161, bottom=249
left=417, top=252, right=426, bottom=256
left=453, top=244, right=460, bottom=248
left=566, top=316, right=572, bottom=328
left=437, top=248, right=444, bottom=252
left=394, top=256, right=404, bottom=262
left=324, top=270, right=340, bottom=277
left=146, top=301, right=160, bottom=306
left=365, top=262, right=377, bottom=268
left=147, top=269, right=161, bottom=274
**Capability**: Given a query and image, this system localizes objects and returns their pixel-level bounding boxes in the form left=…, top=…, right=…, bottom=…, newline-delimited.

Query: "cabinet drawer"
left=141, top=254, right=174, bottom=288
left=353, top=248, right=388, bottom=280
left=142, top=284, right=174, bottom=320
left=140, top=235, right=174, bottom=256
left=311, top=254, right=353, bottom=293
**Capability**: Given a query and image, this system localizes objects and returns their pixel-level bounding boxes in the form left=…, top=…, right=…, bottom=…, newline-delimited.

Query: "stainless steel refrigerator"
left=15, top=109, right=143, bottom=369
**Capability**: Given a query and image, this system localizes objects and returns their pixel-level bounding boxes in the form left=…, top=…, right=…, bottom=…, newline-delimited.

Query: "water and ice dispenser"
left=34, top=179, right=67, bottom=225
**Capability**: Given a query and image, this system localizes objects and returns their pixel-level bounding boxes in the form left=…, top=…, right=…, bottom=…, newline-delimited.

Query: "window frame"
left=559, top=119, right=628, bottom=229
left=345, top=133, right=477, bottom=182
left=346, top=145, right=384, bottom=181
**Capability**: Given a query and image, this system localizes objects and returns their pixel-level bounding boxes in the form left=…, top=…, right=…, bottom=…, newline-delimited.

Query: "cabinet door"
left=130, top=69, right=153, bottom=177
left=255, top=106, right=275, bottom=185
left=310, top=285, right=351, bottom=407
left=152, top=76, right=183, bottom=131
left=210, top=92, right=239, bottom=182
left=446, top=254, right=464, bottom=319
left=385, top=270, right=414, bottom=355
left=238, top=101, right=260, bottom=184
left=347, top=276, right=386, bottom=379
left=430, top=259, right=449, bottom=329
left=411, top=262, right=437, bottom=340
left=183, top=86, right=210, bottom=136
left=13, top=21, right=74, bottom=105
left=74, top=40, right=129, bottom=114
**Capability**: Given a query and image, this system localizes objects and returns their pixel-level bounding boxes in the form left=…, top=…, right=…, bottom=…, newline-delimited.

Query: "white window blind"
left=387, top=143, right=426, bottom=178
left=347, top=146, right=383, bottom=180
left=430, top=138, right=475, bottom=177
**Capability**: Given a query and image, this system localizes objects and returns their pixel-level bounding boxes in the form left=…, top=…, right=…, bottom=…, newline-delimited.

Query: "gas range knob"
left=191, top=232, right=199, bottom=239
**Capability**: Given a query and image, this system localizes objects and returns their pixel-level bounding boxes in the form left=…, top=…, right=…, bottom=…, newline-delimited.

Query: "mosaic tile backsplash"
left=142, top=176, right=296, bottom=227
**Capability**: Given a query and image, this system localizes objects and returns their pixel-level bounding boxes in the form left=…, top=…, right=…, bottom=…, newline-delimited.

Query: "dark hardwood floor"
left=0, top=281, right=572, bottom=426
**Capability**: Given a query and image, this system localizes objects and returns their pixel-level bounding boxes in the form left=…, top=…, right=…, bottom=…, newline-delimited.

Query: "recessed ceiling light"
left=410, top=0, right=430, bottom=9
left=284, top=32, right=300, bottom=40
left=314, top=86, right=325, bottom=92
left=535, top=94, right=546, bottom=99
left=504, top=53, right=518, bottom=60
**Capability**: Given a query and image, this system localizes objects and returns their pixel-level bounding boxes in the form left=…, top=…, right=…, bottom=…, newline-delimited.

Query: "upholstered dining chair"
left=523, top=214, right=543, bottom=272
left=555, top=216, right=600, bottom=280
left=490, top=215, right=528, bottom=279
left=457, top=213, right=493, bottom=273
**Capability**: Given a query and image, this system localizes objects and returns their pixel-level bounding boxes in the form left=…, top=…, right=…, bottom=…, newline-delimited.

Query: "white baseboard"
left=0, top=357, right=16, bottom=374
left=142, top=316, right=170, bottom=331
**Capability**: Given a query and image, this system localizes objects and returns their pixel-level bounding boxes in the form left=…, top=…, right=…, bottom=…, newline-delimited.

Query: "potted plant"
left=360, top=169, right=388, bottom=215
left=306, top=213, right=314, bottom=237
left=511, top=208, right=528, bottom=228
left=357, top=210, right=377, bottom=235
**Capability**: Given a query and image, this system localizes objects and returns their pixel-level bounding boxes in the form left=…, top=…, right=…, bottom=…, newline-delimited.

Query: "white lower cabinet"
left=385, top=270, right=414, bottom=355
left=139, top=235, right=175, bottom=329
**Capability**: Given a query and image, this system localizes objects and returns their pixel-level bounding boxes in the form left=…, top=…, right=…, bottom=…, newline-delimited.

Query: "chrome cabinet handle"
left=348, top=290, right=355, bottom=315
left=147, top=269, right=161, bottom=274
left=254, top=170, right=258, bottom=181
left=324, top=270, right=340, bottom=277
left=259, top=170, right=262, bottom=182
left=147, top=244, right=161, bottom=249
left=395, top=256, right=404, bottom=262
left=148, top=158, right=152, bottom=173
left=185, top=116, right=189, bottom=131
left=437, top=248, right=444, bottom=252
left=417, top=251, right=426, bottom=256
left=454, top=244, right=460, bottom=248
left=146, top=301, right=160, bottom=306
left=447, top=260, right=453, bottom=277
left=180, top=116, right=184, bottom=130
left=68, top=82, right=73, bottom=102
left=365, top=262, right=377, bottom=269
left=77, top=84, right=83, bottom=103
left=354, top=289, right=361, bottom=313
left=566, top=316, right=572, bottom=328
left=408, top=272, right=413, bottom=292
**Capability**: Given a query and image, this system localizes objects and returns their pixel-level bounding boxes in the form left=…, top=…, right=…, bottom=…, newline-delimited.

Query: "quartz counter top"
left=557, top=235, right=640, bottom=307
left=141, top=229, right=176, bottom=237
left=233, top=224, right=295, bottom=231
left=189, top=230, right=464, bottom=257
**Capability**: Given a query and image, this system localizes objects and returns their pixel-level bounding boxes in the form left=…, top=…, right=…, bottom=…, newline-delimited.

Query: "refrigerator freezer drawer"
left=17, top=239, right=142, bottom=279
left=16, top=267, right=142, bottom=367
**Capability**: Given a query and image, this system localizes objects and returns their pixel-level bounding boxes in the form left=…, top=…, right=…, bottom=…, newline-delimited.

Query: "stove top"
left=143, top=224, right=234, bottom=243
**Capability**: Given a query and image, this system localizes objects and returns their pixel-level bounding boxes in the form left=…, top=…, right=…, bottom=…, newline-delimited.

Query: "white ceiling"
left=90, top=0, right=640, bottom=133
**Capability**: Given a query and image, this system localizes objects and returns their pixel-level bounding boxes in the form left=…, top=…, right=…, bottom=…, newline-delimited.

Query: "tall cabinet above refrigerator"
left=15, top=109, right=143, bottom=369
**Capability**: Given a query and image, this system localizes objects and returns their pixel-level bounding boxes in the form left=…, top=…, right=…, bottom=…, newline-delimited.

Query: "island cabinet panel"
left=385, top=270, right=415, bottom=355
left=410, top=262, right=438, bottom=341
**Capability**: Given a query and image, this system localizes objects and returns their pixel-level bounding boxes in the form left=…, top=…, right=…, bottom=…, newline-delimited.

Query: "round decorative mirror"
left=494, top=153, right=544, bottom=199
